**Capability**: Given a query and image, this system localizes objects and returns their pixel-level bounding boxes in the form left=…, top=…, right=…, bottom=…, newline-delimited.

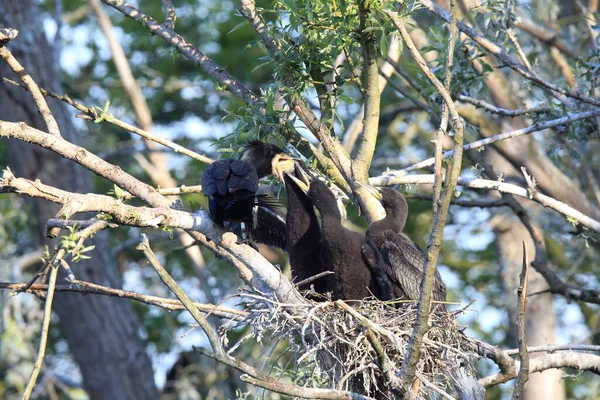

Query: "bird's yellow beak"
left=357, top=181, right=382, bottom=200
left=272, top=154, right=301, bottom=183
left=284, top=163, right=311, bottom=193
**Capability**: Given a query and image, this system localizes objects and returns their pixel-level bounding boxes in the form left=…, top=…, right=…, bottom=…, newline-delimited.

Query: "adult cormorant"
left=360, top=184, right=447, bottom=303
left=287, top=171, right=390, bottom=300
left=201, top=141, right=296, bottom=248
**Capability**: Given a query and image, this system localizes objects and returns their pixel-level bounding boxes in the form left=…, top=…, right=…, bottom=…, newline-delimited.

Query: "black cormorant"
left=360, top=184, right=447, bottom=303
left=283, top=163, right=327, bottom=296
left=201, top=141, right=296, bottom=248
left=287, top=171, right=390, bottom=300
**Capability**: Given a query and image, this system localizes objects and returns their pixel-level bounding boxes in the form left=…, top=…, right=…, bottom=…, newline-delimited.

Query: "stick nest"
left=221, top=292, right=476, bottom=399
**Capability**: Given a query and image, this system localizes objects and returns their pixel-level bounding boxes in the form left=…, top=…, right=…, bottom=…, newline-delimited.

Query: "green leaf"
left=380, top=33, right=388, bottom=59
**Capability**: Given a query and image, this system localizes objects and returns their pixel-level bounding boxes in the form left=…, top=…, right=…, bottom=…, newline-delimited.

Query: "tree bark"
left=0, top=2, right=159, bottom=399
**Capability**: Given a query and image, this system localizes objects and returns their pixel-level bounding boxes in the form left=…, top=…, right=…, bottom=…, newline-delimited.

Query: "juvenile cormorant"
left=201, top=141, right=296, bottom=248
left=287, top=172, right=390, bottom=300
left=284, top=163, right=327, bottom=296
left=360, top=184, right=447, bottom=303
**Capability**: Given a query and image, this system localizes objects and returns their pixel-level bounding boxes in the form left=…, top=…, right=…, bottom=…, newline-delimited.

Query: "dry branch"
left=0, top=281, right=245, bottom=320
left=0, top=44, right=61, bottom=137
left=368, top=174, right=600, bottom=236
left=479, top=353, right=600, bottom=387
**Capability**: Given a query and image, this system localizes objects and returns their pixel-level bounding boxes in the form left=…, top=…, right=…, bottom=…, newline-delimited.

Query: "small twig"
left=384, top=109, right=600, bottom=176
left=2, top=78, right=213, bottom=164
left=137, top=234, right=225, bottom=356
left=22, top=263, right=59, bottom=399
left=505, top=344, right=600, bottom=356
left=15, top=248, right=57, bottom=294
left=294, top=271, right=335, bottom=288
left=45, top=218, right=117, bottom=238
left=239, top=374, right=376, bottom=400
left=0, top=46, right=61, bottom=137
left=512, top=242, right=529, bottom=399
left=161, top=0, right=176, bottom=30
left=405, top=193, right=508, bottom=207
left=0, top=28, right=19, bottom=47
left=457, top=95, right=552, bottom=116
left=367, top=178, right=600, bottom=237
left=419, top=0, right=599, bottom=108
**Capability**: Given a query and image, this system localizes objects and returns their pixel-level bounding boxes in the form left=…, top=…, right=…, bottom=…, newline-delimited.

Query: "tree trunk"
left=0, top=2, right=159, bottom=399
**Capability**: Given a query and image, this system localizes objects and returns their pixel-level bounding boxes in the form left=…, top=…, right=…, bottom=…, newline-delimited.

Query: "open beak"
left=357, top=181, right=382, bottom=200
left=284, top=162, right=311, bottom=194
left=272, top=154, right=301, bottom=183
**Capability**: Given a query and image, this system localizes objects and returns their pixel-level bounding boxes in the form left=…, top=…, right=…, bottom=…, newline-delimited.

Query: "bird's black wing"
left=378, top=232, right=447, bottom=302
left=201, top=159, right=233, bottom=196
left=250, top=206, right=287, bottom=249
left=362, top=237, right=395, bottom=301
left=228, top=159, right=259, bottom=193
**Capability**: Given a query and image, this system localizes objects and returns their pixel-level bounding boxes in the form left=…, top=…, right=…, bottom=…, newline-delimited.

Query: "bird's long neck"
left=317, top=206, right=343, bottom=237
left=370, top=204, right=406, bottom=233
left=284, top=178, right=319, bottom=241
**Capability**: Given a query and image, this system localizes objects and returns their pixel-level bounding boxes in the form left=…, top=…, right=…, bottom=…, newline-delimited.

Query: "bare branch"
left=457, top=95, right=552, bottom=117
left=419, top=0, right=600, bottom=108
left=160, top=0, right=176, bottom=30
left=386, top=3, right=465, bottom=391
left=505, top=344, right=600, bottom=356
left=480, top=352, right=600, bottom=387
left=512, top=16, right=578, bottom=58
left=383, top=109, right=600, bottom=176
left=352, top=0, right=382, bottom=181
left=0, top=281, right=245, bottom=320
left=89, top=0, right=153, bottom=131
left=0, top=28, right=19, bottom=47
left=100, top=0, right=261, bottom=106
left=240, top=374, right=376, bottom=400
left=2, top=78, right=213, bottom=164
left=512, top=242, right=529, bottom=400
left=22, top=262, right=59, bottom=399
left=0, top=120, right=172, bottom=207
left=406, top=193, right=508, bottom=208
left=369, top=173, right=600, bottom=236
left=0, top=46, right=61, bottom=137
left=432, top=0, right=459, bottom=215
left=137, top=234, right=224, bottom=356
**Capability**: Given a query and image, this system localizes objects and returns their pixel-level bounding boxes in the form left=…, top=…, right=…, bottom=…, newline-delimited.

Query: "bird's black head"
left=307, top=179, right=339, bottom=213
left=239, top=141, right=285, bottom=178
left=380, top=187, right=408, bottom=229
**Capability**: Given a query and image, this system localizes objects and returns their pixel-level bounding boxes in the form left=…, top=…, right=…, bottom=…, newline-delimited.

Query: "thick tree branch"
left=387, top=4, right=465, bottom=392
left=0, top=120, right=172, bottom=207
left=352, top=0, right=381, bottom=181
left=1, top=167, right=304, bottom=304
left=480, top=352, right=600, bottom=387
left=369, top=173, right=600, bottom=237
